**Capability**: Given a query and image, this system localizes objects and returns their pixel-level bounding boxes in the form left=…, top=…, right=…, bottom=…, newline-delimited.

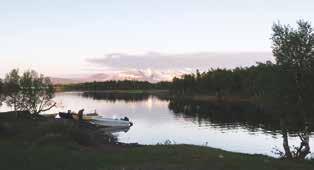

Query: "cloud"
left=83, top=52, right=274, bottom=82
left=86, top=52, right=274, bottom=70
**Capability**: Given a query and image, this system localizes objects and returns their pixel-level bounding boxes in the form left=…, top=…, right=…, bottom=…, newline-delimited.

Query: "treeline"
left=170, top=61, right=278, bottom=97
left=58, top=80, right=171, bottom=91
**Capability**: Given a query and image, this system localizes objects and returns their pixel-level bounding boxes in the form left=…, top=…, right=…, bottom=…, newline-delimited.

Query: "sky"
left=1, top=0, right=313, bottom=80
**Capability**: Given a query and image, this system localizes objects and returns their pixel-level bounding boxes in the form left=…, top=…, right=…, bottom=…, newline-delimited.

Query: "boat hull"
left=90, top=117, right=132, bottom=127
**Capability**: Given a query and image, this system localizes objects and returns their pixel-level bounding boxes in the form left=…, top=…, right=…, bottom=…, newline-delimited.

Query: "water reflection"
left=169, top=99, right=278, bottom=131
left=81, top=91, right=170, bottom=103
left=82, top=91, right=151, bottom=102
left=168, top=99, right=314, bottom=133
left=23, top=92, right=314, bottom=157
left=168, top=98, right=313, bottom=158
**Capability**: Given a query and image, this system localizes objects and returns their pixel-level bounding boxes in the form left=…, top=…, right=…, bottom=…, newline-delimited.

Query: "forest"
left=57, top=80, right=171, bottom=91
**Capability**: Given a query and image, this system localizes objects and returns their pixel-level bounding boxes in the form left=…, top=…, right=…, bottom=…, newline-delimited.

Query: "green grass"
left=1, top=142, right=314, bottom=170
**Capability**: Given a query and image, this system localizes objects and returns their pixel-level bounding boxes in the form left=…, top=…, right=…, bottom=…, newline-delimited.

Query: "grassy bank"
left=1, top=111, right=314, bottom=170
left=1, top=141, right=314, bottom=170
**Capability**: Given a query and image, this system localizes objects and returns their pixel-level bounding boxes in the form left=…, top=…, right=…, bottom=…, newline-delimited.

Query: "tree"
left=272, top=20, right=314, bottom=72
left=272, top=20, right=314, bottom=104
left=2, top=69, right=56, bottom=115
left=19, top=70, right=56, bottom=115
left=271, top=20, right=314, bottom=159
left=271, top=20, right=314, bottom=117
left=3, top=69, right=22, bottom=112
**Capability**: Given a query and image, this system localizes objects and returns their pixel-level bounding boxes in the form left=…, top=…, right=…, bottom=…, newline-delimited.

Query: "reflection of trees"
left=82, top=92, right=150, bottom=102
left=168, top=99, right=311, bottom=131
left=168, top=98, right=313, bottom=159
left=82, top=91, right=170, bottom=103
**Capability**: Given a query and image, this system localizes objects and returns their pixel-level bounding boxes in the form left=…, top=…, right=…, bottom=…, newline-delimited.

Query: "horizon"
left=1, top=0, right=313, bottom=80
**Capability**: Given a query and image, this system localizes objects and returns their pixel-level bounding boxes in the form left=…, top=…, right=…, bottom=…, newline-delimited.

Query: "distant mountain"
left=49, top=77, right=83, bottom=85
left=50, top=70, right=184, bottom=84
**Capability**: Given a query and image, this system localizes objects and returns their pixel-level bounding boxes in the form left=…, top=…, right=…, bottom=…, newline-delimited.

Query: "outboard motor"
left=121, top=117, right=129, bottom=121
left=120, top=116, right=133, bottom=126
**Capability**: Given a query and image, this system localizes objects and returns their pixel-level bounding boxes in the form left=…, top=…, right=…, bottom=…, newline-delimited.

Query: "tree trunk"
left=280, top=118, right=293, bottom=159
left=282, top=129, right=293, bottom=159
left=296, top=125, right=311, bottom=159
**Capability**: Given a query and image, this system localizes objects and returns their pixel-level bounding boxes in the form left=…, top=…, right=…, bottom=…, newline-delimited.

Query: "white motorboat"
left=58, top=110, right=133, bottom=127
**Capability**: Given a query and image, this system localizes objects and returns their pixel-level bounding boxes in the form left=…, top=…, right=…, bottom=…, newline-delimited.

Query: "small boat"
left=58, top=111, right=133, bottom=127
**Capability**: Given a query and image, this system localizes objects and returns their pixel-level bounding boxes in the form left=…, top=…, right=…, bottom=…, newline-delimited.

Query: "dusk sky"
left=1, top=0, right=313, bottom=80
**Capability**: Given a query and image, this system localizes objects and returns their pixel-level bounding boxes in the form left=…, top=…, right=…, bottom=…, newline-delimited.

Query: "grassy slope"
left=1, top=142, right=314, bottom=170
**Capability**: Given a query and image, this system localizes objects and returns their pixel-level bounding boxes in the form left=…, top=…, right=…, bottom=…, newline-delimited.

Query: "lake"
left=1, top=91, right=314, bottom=157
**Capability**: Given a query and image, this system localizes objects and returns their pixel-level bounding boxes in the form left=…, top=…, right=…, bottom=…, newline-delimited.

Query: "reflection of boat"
left=100, top=126, right=131, bottom=134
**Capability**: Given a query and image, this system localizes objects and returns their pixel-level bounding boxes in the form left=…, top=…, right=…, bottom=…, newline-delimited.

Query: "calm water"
left=2, top=91, right=314, bottom=157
